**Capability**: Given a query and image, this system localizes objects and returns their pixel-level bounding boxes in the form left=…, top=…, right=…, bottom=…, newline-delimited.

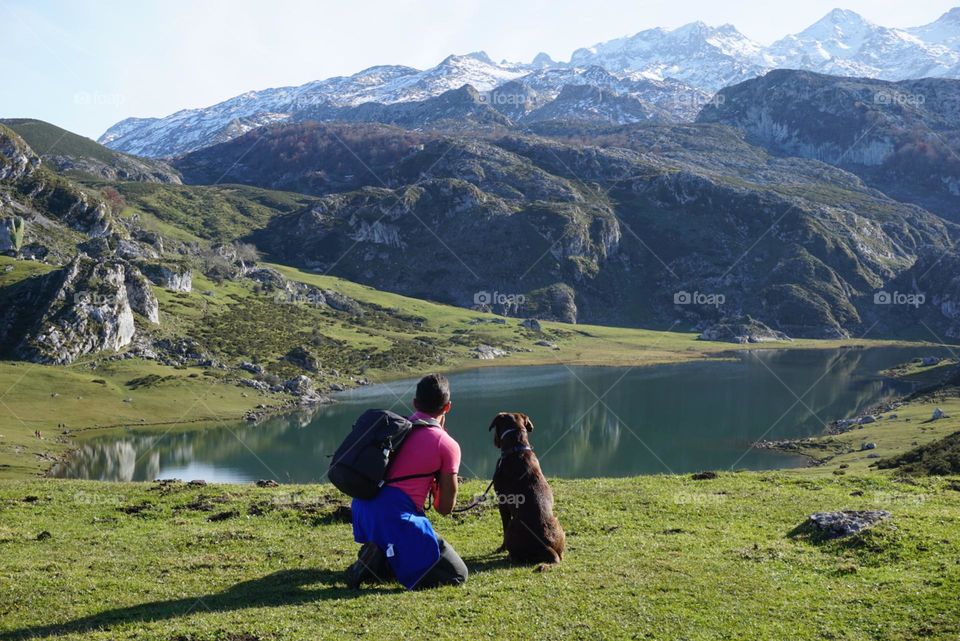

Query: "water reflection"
left=52, top=347, right=943, bottom=482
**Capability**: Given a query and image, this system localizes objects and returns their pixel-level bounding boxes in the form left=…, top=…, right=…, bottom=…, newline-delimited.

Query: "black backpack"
left=328, top=409, right=437, bottom=499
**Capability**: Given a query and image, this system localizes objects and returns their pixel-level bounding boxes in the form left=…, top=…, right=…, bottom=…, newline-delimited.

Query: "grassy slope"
left=0, top=118, right=116, bottom=164
left=115, top=184, right=318, bottom=242
left=0, top=473, right=957, bottom=640
left=785, top=396, right=960, bottom=476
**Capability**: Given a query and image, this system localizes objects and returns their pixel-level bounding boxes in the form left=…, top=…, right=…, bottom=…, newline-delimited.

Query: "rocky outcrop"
left=698, top=318, right=791, bottom=344
left=124, top=266, right=160, bottom=324
left=140, top=262, right=193, bottom=292
left=0, top=125, right=41, bottom=182
left=1, top=254, right=159, bottom=364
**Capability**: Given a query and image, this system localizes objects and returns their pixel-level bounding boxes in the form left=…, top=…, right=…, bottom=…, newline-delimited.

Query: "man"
left=346, top=373, right=468, bottom=589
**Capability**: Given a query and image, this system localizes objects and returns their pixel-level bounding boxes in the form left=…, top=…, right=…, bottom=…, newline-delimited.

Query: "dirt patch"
left=207, top=510, right=240, bottom=522
left=118, top=502, right=153, bottom=516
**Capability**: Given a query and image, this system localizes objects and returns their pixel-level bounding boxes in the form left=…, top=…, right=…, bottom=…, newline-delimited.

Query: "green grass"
left=0, top=472, right=957, bottom=640
left=116, top=183, right=318, bottom=242
left=0, top=360, right=269, bottom=479
left=0, top=118, right=116, bottom=164
left=780, top=396, right=960, bottom=476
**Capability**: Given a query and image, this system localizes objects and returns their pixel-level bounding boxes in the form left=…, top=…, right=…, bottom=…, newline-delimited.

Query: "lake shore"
left=22, top=342, right=956, bottom=484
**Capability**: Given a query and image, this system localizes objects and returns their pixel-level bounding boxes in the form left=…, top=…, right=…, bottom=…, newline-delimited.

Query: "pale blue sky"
left=2, top=0, right=957, bottom=139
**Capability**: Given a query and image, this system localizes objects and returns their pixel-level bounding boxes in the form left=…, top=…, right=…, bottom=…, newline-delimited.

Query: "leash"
left=452, top=443, right=533, bottom=513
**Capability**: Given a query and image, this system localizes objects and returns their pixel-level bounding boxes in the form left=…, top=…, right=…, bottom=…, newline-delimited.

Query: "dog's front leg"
left=495, top=500, right=511, bottom=553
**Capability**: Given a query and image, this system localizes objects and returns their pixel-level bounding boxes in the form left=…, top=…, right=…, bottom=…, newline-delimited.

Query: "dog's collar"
left=500, top=444, right=533, bottom=455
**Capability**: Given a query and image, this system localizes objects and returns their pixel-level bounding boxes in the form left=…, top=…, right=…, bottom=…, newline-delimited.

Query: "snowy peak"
left=908, top=7, right=960, bottom=49
left=99, top=7, right=960, bottom=158
left=569, top=21, right=765, bottom=90
left=766, top=7, right=959, bottom=79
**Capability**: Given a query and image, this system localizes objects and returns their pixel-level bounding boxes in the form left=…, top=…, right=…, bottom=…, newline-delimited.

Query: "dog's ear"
left=490, top=413, right=503, bottom=448
left=522, top=413, right=534, bottom=432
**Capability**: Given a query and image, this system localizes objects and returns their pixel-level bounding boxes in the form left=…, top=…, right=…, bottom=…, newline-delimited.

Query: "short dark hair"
left=415, top=374, right=450, bottom=414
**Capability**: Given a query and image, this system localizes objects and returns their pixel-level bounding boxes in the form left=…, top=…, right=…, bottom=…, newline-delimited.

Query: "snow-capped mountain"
left=100, top=8, right=960, bottom=158
left=766, top=9, right=959, bottom=79
left=908, top=7, right=960, bottom=49
left=99, top=53, right=528, bottom=157
left=570, top=21, right=767, bottom=90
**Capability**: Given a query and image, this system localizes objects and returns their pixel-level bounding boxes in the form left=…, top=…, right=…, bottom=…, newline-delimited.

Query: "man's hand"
left=434, top=472, right=458, bottom=515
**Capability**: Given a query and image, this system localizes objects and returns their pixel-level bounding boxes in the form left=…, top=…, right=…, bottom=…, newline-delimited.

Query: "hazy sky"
left=2, top=0, right=957, bottom=139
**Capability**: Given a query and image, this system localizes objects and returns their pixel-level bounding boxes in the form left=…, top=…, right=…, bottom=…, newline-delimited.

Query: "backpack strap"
left=382, top=420, right=440, bottom=485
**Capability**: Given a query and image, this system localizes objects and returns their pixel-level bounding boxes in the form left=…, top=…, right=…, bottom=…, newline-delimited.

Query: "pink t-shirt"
left=386, top=412, right=461, bottom=511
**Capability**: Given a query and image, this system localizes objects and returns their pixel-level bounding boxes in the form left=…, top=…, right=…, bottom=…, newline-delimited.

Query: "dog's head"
left=489, top=412, right=534, bottom=448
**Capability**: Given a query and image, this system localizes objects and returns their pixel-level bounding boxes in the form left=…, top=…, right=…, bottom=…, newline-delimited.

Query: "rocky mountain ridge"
left=98, top=8, right=960, bottom=158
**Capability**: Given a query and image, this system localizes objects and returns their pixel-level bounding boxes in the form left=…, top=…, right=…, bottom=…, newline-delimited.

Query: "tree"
left=5, top=217, right=25, bottom=255
left=101, top=187, right=126, bottom=216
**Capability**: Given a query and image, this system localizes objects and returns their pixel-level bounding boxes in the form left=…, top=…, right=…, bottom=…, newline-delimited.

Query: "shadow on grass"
left=3, top=555, right=522, bottom=639
left=0, top=568, right=400, bottom=640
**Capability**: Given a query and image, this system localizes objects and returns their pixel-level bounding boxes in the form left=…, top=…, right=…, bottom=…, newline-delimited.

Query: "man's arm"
left=434, top=472, right=458, bottom=515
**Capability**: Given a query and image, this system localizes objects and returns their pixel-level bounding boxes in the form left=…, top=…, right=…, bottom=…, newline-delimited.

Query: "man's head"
left=413, top=373, right=451, bottom=417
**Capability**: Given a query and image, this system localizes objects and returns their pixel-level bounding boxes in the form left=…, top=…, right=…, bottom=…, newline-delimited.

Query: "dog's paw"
left=493, top=544, right=507, bottom=554
left=534, top=562, right=557, bottom=573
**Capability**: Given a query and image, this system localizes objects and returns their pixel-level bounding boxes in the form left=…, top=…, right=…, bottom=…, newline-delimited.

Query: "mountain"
left=97, top=53, right=528, bottom=157
left=765, top=9, right=959, bottom=80
left=697, top=69, right=960, bottom=222
left=908, top=7, right=960, bottom=50
left=570, top=21, right=767, bottom=90
left=522, top=84, right=670, bottom=125
left=98, top=8, right=960, bottom=160
left=1, top=119, right=180, bottom=183
left=163, top=119, right=960, bottom=338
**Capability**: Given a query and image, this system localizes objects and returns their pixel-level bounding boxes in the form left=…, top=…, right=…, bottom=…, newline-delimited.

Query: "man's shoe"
left=345, top=542, right=384, bottom=589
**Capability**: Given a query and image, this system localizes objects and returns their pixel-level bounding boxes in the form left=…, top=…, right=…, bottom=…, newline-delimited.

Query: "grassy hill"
left=0, top=118, right=179, bottom=183
left=115, top=183, right=319, bottom=243
left=0, top=472, right=957, bottom=640
left=1, top=118, right=118, bottom=164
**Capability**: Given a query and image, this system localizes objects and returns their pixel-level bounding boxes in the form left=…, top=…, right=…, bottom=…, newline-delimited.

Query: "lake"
left=51, top=347, right=944, bottom=483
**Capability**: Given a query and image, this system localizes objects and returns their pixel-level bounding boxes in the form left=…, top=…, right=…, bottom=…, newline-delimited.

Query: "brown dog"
left=488, top=412, right=565, bottom=565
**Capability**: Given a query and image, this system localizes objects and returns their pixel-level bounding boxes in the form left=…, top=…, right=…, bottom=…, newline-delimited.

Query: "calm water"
left=52, top=347, right=944, bottom=483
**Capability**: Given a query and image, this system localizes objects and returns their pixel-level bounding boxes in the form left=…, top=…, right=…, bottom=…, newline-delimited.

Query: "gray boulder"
left=806, top=510, right=891, bottom=538
left=521, top=318, right=542, bottom=332
left=474, top=344, right=507, bottom=359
